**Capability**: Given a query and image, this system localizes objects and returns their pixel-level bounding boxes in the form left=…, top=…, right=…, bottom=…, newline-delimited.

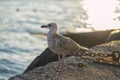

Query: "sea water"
left=0, top=0, right=88, bottom=79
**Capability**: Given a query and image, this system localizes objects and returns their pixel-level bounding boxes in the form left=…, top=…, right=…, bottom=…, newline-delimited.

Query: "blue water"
left=0, top=0, right=88, bottom=79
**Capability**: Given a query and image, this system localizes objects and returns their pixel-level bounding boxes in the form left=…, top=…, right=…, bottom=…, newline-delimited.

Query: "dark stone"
left=106, top=30, right=120, bottom=42
left=23, top=48, right=58, bottom=73
left=64, top=30, right=112, bottom=47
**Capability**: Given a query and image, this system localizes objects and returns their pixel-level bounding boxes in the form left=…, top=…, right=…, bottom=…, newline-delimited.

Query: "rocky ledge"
left=9, top=40, right=120, bottom=80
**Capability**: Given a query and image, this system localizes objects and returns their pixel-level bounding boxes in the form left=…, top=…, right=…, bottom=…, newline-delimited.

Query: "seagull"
left=41, top=23, right=89, bottom=64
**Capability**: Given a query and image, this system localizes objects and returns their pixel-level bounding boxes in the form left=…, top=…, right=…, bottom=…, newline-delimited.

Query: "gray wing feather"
left=57, top=35, right=80, bottom=54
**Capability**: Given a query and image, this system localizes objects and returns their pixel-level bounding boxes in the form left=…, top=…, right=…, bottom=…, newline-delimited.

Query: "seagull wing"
left=57, top=34, right=81, bottom=54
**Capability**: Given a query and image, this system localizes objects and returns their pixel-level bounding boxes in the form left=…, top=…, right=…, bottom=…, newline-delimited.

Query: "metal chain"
left=80, top=51, right=120, bottom=66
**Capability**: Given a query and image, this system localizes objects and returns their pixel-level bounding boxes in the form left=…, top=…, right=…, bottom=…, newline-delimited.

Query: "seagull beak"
left=41, top=25, right=48, bottom=28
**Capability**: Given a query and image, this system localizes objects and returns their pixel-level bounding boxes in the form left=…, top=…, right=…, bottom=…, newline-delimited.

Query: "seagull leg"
left=57, top=55, right=65, bottom=69
left=61, top=55, right=65, bottom=63
left=58, top=55, right=62, bottom=65
left=58, top=55, right=61, bottom=61
left=58, top=55, right=65, bottom=63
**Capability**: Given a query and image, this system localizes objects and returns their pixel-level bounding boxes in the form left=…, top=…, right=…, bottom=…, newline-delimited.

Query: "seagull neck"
left=48, top=28, right=58, bottom=37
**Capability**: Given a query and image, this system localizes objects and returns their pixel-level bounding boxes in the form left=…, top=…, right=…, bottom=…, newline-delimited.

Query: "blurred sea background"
left=0, top=0, right=120, bottom=79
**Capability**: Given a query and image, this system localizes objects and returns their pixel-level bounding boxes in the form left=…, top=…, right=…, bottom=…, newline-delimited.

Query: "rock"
left=9, top=29, right=120, bottom=79
left=9, top=41, right=120, bottom=80
left=23, top=48, right=58, bottom=73
left=23, top=48, right=70, bottom=73
left=106, top=30, right=120, bottom=42
left=10, top=59, right=120, bottom=80
left=90, top=40, right=120, bottom=53
left=23, top=29, right=120, bottom=73
left=64, top=30, right=112, bottom=47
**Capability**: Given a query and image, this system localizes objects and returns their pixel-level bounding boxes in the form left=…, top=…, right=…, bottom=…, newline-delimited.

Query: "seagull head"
left=41, top=23, right=57, bottom=30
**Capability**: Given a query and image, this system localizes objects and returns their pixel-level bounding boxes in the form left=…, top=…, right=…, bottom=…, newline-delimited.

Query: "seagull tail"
left=74, top=46, right=91, bottom=57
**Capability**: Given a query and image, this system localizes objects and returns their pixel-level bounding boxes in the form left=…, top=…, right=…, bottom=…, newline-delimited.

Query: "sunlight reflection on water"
left=84, top=0, right=120, bottom=30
